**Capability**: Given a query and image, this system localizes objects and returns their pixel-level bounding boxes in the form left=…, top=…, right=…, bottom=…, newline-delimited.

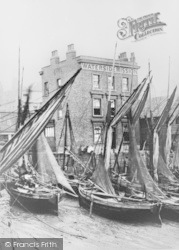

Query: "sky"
left=0, top=0, right=178, bottom=101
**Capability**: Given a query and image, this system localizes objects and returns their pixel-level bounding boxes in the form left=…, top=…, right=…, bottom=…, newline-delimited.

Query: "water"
left=1, top=190, right=179, bottom=250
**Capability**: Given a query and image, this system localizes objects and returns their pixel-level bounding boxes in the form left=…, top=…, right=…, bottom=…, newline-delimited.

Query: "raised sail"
left=0, top=68, right=81, bottom=175
left=33, top=133, right=75, bottom=194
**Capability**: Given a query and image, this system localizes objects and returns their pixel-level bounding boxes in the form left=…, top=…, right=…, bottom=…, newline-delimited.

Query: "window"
left=44, top=82, right=49, bottom=96
left=122, top=122, right=129, bottom=142
left=93, top=98, right=102, bottom=116
left=45, top=127, right=55, bottom=137
left=112, top=128, right=116, bottom=149
left=121, top=96, right=128, bottom=105
left=108, top=76, right=115, bottom=90
left=94, top=126, right=102, bottom=143
left=57, top=78, right=62, bottom=87
left=58, top=108, right=63, bottom=119
left=122, top=78, right=129, bottom=92
left=93, top=74, right=100, bottom=89
left=45, top=120, right=55, bottom=137
left=0, top=134, right=9, bottom=144
left=110, top=100, right=116, bottom=117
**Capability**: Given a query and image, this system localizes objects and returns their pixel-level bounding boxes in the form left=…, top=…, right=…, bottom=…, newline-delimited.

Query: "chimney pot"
left=51, top=50, right=60, bottom=65
left=66, top=44, right=76, bottom=60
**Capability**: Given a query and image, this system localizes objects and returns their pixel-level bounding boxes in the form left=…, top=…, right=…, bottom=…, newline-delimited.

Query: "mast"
left=167, top=56, right=170, bottom=99
left=104, top=43, right=117, bottom=157
left=108, top=42, right=117, bottom=101
left=16, top=47, right=21, bottom=130
left=21, top=67, right=24, bottom=101
left=147, top=60, right=154, bottom=178
left=62, top=103, right=69, bottom=170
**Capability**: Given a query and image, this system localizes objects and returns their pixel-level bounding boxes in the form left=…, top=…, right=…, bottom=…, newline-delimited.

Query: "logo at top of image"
left=117, top=13, right=166, bottom=41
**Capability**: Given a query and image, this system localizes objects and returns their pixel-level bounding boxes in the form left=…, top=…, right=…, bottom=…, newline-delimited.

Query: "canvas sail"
left=33, top=133, right=75, bottom=194
left=128, top=123, right=166, bottom=199
left=0, top=68, right=81, bottom=175
left=104, top=77, right=148, bottom=171
left=173, top=140, right=179, bottom=169
left=156, top=87, right=177, bottom=182
left=91, top=154, right=116, bottom=195
left=127, top=80, right=166, bottom=199
left=128, top=82, right=150, bottom=178
left=157, top=154, right=177, bottom=183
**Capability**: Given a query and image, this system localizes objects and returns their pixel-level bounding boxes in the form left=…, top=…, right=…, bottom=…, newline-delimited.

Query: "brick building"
left=40, top=44, right=140, bottom=153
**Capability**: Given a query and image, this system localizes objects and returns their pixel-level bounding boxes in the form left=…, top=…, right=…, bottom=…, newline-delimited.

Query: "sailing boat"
left=142, top=86, right=179, bottom=213
left=157, top=95, right=179, bottom=193
left=0, top=69, right=81, bottom=215
left=57, top=103, right=83, bottom=193
left=79, top=75, right=162, bottom=221
left=172, top=122, right=179, bottom=178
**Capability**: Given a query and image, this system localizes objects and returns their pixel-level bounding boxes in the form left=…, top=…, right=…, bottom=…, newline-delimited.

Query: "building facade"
left=0, top=112, right=16, bottom=147
left=40, top=44, right=140, bottom=153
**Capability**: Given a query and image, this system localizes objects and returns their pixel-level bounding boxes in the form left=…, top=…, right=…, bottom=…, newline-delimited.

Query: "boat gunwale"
left=79, top=185, right=160, bottom=210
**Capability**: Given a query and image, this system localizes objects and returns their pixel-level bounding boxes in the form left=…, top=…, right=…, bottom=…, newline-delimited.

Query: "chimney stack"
left=50, top=50, right=60, bottom=65
left=130, top=52, right=136, bottom=62
left=118, top=52, right=128, bottom=61
left=66, top=44, right=76, bottom=60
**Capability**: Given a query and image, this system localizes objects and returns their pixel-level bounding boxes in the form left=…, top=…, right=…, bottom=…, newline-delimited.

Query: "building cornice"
left=76, top=55, right=140, bottom=69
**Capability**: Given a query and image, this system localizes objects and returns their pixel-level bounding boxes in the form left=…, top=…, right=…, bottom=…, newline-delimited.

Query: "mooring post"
left=89, top=194, right=94, bottom=217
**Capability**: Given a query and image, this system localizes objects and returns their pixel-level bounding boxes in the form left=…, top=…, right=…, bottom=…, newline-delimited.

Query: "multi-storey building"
left=40, top=44, right=140, bottom=153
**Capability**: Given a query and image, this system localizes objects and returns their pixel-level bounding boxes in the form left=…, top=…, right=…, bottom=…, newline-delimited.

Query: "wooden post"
left=89, top=194, right=94, bottom=217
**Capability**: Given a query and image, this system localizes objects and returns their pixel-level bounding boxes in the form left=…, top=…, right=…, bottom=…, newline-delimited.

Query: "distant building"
left=140, top=96, right=179, bottom=149
left=0, top=88, right=42, bottom=146
left=0, top=112, right=17, bottom=146
left=40, top=44, right=140, bottom=153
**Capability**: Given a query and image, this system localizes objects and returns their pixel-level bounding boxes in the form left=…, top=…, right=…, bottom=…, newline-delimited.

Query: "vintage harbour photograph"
left=0, top=0, right=179, bottom=249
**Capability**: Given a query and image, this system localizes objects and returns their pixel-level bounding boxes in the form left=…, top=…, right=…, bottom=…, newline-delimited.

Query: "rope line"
left=2, top=183, right=86, bottom=239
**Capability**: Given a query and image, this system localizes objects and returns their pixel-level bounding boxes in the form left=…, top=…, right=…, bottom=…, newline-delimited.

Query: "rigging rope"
left=2, top=183, right=86, bottom=239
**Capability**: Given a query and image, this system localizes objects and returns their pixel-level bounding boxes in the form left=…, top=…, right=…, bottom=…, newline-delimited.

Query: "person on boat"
left=17, top=157, right=31, bottom=177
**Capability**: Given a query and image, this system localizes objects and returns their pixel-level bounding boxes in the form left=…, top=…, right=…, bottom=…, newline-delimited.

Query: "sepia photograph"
left=0, top=0, right=179, bottom=249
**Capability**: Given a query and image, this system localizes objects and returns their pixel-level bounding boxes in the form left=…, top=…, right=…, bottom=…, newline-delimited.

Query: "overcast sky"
left=0, top=0, right=178, bottom=99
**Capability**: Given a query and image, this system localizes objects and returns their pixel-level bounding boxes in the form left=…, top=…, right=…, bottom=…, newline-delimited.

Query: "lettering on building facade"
left=80, top=63, right=137, bottom=75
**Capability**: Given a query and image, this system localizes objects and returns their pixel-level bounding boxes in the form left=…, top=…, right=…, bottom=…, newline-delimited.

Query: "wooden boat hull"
left=68, top=179, right=79, bottom=194
left=78, top=185, right=162, bottom=222
left=161, top=197, right=179, bottom=214
left=6, top=182, right=62, bottom=215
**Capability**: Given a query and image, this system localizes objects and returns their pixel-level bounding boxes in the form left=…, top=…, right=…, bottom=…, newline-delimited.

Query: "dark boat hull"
left=162, top=198, right=179, bottom=214
left=6, top=182, right=62, bottom=215
left=79, top=185, right=162, bottom=222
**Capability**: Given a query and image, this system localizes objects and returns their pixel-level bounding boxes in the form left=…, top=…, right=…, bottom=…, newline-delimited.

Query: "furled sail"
left=33, top=133, right=75, bottom=193
left=0, top=68, right=81, bottom=175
